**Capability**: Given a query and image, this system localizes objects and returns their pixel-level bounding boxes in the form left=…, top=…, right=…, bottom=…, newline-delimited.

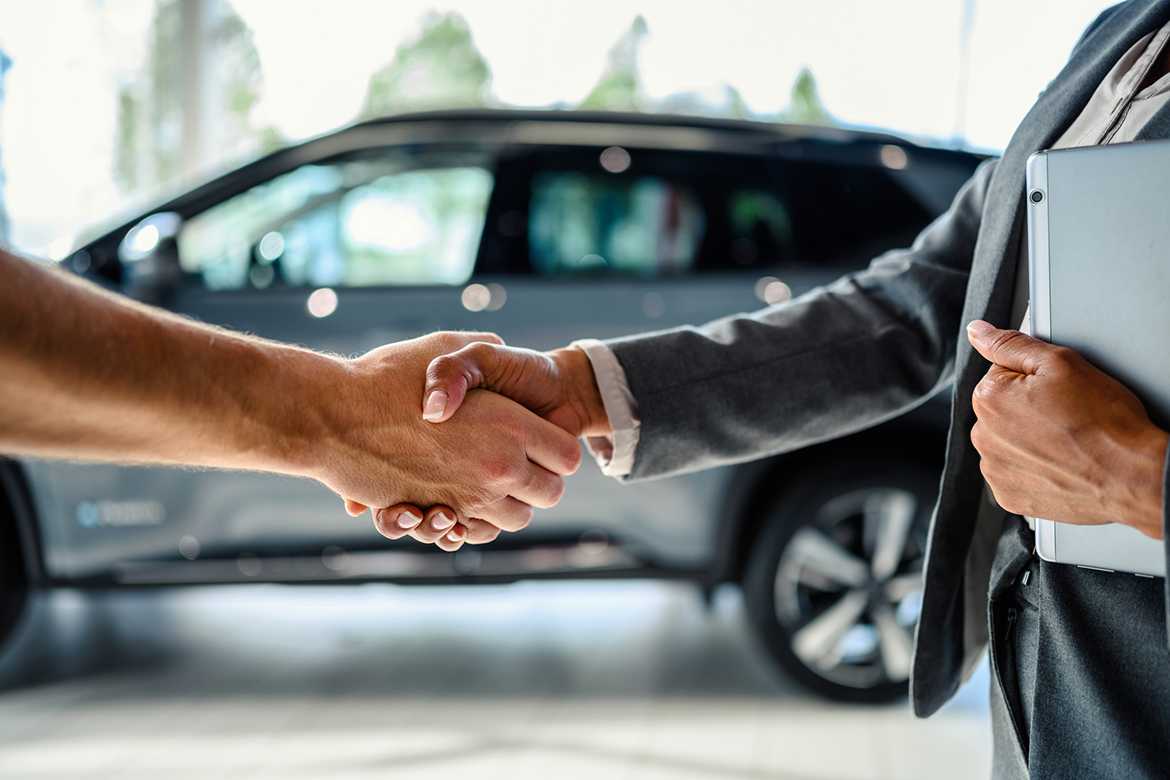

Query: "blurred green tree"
left=780, top=67, right=834, bottom=125
left=361, top=12, right=492, bottom=118
left=115, top=0, right=280, bottom=194
left=580, top=15, right=648, bottom=111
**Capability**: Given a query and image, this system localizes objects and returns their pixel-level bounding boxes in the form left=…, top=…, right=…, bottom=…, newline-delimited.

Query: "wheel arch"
left=709, top=414, right=947, bottom=585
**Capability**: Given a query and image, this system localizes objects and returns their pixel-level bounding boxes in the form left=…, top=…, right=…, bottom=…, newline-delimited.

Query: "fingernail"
left=396, top=510, right=422, bottom=529
left=431, top=511, right=455, bottom=530
left=422, top=391, right=448, bottom=422
left=967, top=320, right=994, bottom=337
left=446, top=530, right=463, bottom=543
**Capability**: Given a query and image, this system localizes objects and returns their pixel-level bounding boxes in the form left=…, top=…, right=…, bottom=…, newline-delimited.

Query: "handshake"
left=309, top=332, right=612, bottom=553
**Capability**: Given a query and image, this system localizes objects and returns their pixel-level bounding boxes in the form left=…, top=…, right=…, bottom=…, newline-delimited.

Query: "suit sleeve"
left=604, top=158, right=997, bottom=481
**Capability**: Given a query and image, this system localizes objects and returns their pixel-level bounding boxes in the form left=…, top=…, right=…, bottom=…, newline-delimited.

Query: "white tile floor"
left=0, top=582, right=990, bottom=779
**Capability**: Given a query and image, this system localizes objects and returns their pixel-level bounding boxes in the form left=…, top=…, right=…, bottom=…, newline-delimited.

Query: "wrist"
left=550, top=346, right=611, bottom=436
left=256, top=344, right=353, bottom=482
left=1116, top=425, right=1169, bottom=539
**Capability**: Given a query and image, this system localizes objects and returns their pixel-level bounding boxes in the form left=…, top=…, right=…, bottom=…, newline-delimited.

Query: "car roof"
left=349, top=107, right=905, bottom=144
left=77, top=108, right=984, bottom=251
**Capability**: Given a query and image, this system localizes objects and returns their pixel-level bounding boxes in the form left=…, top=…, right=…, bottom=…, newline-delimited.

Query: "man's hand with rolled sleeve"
left=966, top=320, right=1169, bottom=539
left=0, top=252, right=583, bottom=556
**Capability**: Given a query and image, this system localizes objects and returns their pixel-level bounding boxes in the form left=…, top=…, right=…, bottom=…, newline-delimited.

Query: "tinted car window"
left=179, top=162, right=492, bottom=289
left=727, top=189, right=797, bottom=269
left=528, top=172, right=705, bottom=276
left=484, top=147, right=932, bottom=278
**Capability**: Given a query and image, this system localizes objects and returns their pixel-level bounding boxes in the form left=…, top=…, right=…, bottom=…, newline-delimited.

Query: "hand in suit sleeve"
left=600, top=157, right=998, bottom=480
left=415, top=159, right=997, bottom=483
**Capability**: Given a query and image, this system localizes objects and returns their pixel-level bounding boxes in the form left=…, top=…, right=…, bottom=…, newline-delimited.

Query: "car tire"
left=743, top=456, right=937, bottom=704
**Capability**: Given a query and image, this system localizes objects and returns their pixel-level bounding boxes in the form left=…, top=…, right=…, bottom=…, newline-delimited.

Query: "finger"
left=966, top=320, right=1051, bottom=376
left=423, top=342, right=509, bottom=423
left=459, top=516, right=502, bottom=545
left=474, top=496, right=535, bottom=533
left=409, top=506, right=459, bottom=544
left=344, top=499, right=368, bottom=517
left=508, top=462, right=566, bottom=509
left=523, top=414, right=583, bottom=476
left=372, top=504, right=425, bottom=540
left=435, top=523, right=467, bottom=552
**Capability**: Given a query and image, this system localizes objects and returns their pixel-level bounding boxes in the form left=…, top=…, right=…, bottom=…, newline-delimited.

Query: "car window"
left=490, top=147, right=936, bottom=279
left=727, top=189, right=797, bottom=268
left=178, top=163, right=492, bottom=290
left=528, top=172, right=705, bottom=276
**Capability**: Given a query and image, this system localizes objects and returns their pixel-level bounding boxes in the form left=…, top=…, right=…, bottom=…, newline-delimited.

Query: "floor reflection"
left=0, top=582, right=989, bottom=779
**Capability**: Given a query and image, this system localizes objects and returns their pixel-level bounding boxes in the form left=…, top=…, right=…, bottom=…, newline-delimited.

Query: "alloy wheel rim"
left=773, top=487, right=926, bottom=690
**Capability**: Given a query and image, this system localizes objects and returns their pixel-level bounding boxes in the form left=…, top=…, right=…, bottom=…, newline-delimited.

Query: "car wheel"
left=744, top=458, right=936, bottom=703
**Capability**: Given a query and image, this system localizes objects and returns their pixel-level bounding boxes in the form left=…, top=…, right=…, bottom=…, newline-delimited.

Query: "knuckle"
left=435, top=331, right=466, bottom=350
left=485, top=458, right=520, bottom=486
left=971, top=378, right=996, bottom=412
left=464, top=341, right=497, bottom=367
left=427, top=354, right=459, bottom=381
left=989, top=329, right=1024, bottom=355
left=970, top=422, right=986, bottom=451
left=1046, top=346, right=1078, bottom=372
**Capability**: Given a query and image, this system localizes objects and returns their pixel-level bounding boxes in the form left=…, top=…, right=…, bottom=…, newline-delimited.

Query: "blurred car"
left=0, top=109, right=984, bottom=702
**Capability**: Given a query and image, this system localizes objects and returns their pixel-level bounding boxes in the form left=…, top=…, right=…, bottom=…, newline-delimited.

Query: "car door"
left=30, top=149, right=505, bottom=582
left=453, top=143, right=943, bottom=568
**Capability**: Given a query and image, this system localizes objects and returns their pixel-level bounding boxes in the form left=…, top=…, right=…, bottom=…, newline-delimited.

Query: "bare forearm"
left=0, top=250, right=335, bottom=476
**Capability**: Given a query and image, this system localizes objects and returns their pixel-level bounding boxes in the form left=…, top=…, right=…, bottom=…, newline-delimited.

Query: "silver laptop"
left=1026, top=142, right=1168, bottom=578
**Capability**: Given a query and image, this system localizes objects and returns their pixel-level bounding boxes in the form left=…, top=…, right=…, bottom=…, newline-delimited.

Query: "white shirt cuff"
left=571, top=339, right=640, bottom=478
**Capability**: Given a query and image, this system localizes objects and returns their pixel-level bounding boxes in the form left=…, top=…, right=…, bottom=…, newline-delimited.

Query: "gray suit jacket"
left=604, top=0, right=1170, bottom=717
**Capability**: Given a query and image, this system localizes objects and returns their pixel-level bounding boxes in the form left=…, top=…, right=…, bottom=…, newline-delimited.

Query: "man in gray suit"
left=407, top=2, right=1170, bottom=776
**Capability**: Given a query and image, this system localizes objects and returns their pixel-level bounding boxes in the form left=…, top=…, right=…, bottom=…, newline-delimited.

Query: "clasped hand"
left=310, top=332, right=587, bottom=552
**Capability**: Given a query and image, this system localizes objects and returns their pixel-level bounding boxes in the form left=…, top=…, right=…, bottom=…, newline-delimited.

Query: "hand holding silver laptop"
left=965, top=141, right=1170, bottom=578
left=966, top=318, right=1167, bottom=541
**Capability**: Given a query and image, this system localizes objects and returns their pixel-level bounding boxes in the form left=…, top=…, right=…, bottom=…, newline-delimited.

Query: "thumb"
left=423, top=342, right=552, bottom=423
left=423, top=341, right=511, bottom=423
left=966, top=320, right=1050, bottom=375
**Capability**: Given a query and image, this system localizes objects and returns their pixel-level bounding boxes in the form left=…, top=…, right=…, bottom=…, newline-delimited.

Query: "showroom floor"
left=0, top=581, right=990, bottom=779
